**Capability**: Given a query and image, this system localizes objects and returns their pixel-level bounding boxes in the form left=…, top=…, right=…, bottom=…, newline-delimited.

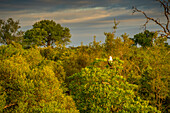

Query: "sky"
left=0, top=0, right=169, bottom=46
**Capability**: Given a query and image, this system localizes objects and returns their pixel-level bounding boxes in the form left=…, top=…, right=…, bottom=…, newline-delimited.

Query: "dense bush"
left=0, top=44, right=78, bottom=112
left=0, top=30, right=169, bottom=112
left=68, top=58, right=160, bottom=112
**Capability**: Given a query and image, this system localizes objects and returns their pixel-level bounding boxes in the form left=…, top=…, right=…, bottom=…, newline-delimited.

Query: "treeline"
left=0, top=18, right=170, bottom=112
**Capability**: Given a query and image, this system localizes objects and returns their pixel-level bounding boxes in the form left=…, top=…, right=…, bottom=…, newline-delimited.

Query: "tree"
left=0, top=44, right=78, bottom=112
left=24, top=20, right=71, bottom=47
left=132, top=0, right=170, bottom=37
left=68, top=58, right=160, bottom=113
left=0, top=18, right=23, bottom=45
left=125, top=46, right=170, bottom=112
left=104, top=32, right=115, bottom=53
left=104, top=19, right=119, bottom=54
left=132, top=30, right=156, bottom=47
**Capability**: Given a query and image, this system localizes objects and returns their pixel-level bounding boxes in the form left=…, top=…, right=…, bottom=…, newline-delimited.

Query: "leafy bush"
left=69, top=59, right=160, bottom=113
left=0, top=29, right=169, bottom=112
left=0, top=45, right=78, bottom=112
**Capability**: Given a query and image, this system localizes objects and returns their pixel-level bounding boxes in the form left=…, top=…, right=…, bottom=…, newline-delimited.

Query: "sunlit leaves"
left=69, top=63, right=159, bottom=112
left=0, top=18, right=23, bottom=45
left=133, top=30, right=155, bottom=47
left=24, top=28, right=48, bottom=46
left=0, top=44, right=78, bottom=112
left=24, top=20, right=71, bottom=47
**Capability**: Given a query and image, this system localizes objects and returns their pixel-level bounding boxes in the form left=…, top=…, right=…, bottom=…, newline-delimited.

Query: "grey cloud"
left=0, top=0, right=162, bottom=12
left=0, top=0, right=168, bottom=46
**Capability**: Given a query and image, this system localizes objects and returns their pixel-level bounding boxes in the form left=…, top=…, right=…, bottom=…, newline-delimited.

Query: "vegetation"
left=0, top=16, right=169, bottom=112
left=69, top=58, right=160, bottom=112
left=24, top=20, right=71, bottom=47
left=132, top=0, right=169, bottom=37
left=0, top=18, right=23, bottom=45
left=132, top=30, right=156, bottom=47
left=0, top=43, right=78, bottom=113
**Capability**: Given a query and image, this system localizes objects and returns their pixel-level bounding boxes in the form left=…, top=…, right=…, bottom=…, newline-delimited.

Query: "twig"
left=4, top=103, right=16, bottom=109
left=132, top=0, right=170, bottom=36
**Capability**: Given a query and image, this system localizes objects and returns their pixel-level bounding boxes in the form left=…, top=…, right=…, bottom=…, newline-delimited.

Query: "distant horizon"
left=0, top=0, right=169, bottom=46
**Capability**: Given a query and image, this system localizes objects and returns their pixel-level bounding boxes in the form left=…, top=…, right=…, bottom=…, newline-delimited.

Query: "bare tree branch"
left=158, top=0, right=170, bottom=33
left=132, top=0, right=170, bottom=37
left=4, top=103, right=16, bottom=109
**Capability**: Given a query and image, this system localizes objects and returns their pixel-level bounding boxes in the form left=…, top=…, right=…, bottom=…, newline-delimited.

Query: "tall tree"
left=24, top=20, right=71, bottom=47
left=0, top=18, right=23, bottom=45
left=104, top=19, right=119, bottom=53
left=133, top=30, right=156, bottom=47
left=132, top=0, right=170, bottom=37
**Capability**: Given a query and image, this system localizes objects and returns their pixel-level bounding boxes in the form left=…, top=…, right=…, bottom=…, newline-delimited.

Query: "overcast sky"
left=0, top=0, right=169, bottom=46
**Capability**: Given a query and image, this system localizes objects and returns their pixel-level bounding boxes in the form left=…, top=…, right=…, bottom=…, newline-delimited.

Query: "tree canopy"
left=69, top=58, right=160, bottom=113
left=133, top=30, right=156, bottom=47
left=24, top=20, right=71, bottom=47
left=0, top=43, right=78, bottom=112
left=0, top=9, right=169, bottom=112
left=0, top=18, right=23, bottom=45
left=132, top=0, right=170, bottom=37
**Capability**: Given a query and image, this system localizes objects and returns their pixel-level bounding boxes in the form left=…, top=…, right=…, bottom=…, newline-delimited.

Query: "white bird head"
left=108, top=56, right=113, bottom=67
left=108, top=56, right=113, bottom=61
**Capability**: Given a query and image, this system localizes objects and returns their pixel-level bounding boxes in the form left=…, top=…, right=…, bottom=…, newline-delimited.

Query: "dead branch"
left=158, top=0, right=170, bottom=33
left=102, top=81, right=110, bottom=85
left=4, top=103, right=16, bottom=109
left=132, top=0, right=170, bottom=37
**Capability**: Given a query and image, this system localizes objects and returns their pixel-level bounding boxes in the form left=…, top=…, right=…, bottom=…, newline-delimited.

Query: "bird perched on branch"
left=108, top=56, right=113, bottom=68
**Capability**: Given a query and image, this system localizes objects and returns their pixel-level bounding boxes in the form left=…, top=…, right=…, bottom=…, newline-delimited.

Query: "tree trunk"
left=47, top=39, right=51, bottom=47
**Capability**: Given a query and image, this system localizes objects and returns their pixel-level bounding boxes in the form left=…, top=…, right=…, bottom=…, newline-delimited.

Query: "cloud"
left=0, top=0, right=161, bottom=12
left=0, top=0, right=168, bottom=46
left=0, top=2, right=163, bottom=32
left=0, top=6, right=131, bottom=27
left=0, top=0, right=165, bottom=30
left=60, top=14, right=110, bottom=23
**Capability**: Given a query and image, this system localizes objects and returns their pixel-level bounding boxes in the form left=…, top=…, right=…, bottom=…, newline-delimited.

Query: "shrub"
left=0, top=45, right=78, bottom=113
left=69, top=59, right=160, bottom=113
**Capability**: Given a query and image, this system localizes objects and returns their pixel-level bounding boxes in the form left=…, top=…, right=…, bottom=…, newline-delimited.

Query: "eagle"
left=108, top=56, right=113, bottom=68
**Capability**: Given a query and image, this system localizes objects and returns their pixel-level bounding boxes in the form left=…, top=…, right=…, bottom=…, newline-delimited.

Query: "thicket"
left=0, top=43, right=78, bottom=113
left=0, top=29, right=169, bottom=112
left=69, top=58, right=159, bottom=112
left=0, top=15, right=170, bottom=113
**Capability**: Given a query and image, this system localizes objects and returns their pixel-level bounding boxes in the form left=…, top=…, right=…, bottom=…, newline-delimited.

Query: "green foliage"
left=0, top=85, right=6, bottom=113
left=24, top=20, right=71, bottom=47
left=24, top=28, right=48, bottom=46
left=69, top=58, right=160, bottom=113
left=125, top=46, right=170, bottom=112
left=0, top=44, right=78, bottom=112
left=104, top=32, right=115, bottom=53
left=0, top=18, right=23, bottom=45
left=104, top=32, right=134, bottom=59
left=0, top=18, right=169, bottom=113
left=132, top=30, right=156, bottom=47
